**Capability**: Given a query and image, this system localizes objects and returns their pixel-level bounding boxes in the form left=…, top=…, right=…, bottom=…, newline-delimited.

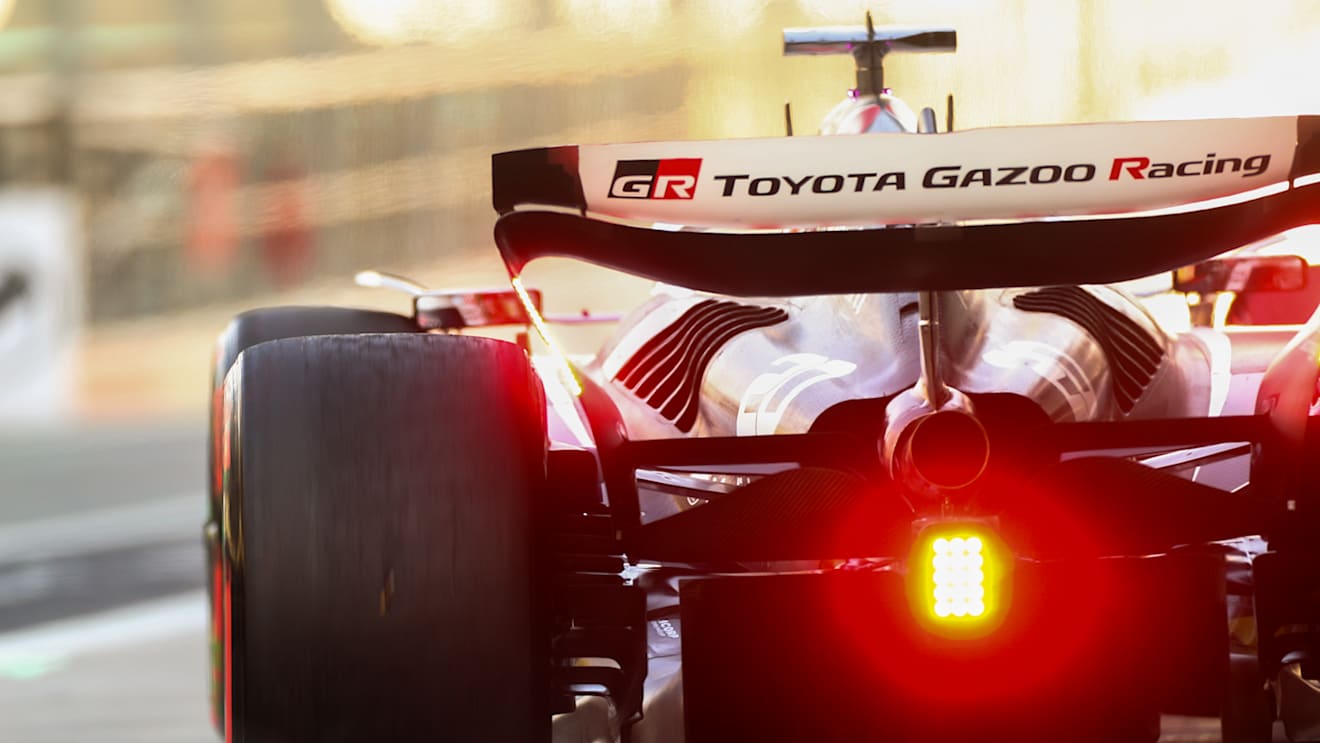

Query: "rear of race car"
left=199, top=41, right=1320, bottom=737
left=589, top=419, right=1258, bottom=741
left=492, top=107, right=1320, bottom=741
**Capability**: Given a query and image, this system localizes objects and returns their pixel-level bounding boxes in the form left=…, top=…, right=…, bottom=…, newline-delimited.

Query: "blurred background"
left=0, top=1, right=1318, bottom=740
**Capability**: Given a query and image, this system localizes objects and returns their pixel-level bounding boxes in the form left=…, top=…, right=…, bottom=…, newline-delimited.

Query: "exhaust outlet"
left=891, top=408, right=990, bottom=496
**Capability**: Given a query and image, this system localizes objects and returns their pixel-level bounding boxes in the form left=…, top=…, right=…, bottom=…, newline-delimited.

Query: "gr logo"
left=609, top=159, right=701, bottom=200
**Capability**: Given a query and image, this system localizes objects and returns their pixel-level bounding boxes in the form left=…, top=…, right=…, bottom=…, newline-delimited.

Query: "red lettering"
left=1109, top=157, right=1150, bottom=180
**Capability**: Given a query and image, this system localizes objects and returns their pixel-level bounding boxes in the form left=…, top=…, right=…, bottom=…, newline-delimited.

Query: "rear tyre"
left=220, top=333, right=549, bottom=742
left=208, top=306, right=415, bottom=519
left=205, top=307, right=414, bottom=731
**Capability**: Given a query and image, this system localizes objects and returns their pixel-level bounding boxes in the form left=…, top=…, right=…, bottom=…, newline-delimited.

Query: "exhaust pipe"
left=884, top=275, right=988, bottom=498
left=882, top=389, right=990, bottom=499
left=893, top=409, right=990, bottom=495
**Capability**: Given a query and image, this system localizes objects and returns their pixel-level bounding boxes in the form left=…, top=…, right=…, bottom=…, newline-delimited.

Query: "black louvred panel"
left=616, top=299, right=788, bottom=432
left=1012, top=286, right=1164, bottom=414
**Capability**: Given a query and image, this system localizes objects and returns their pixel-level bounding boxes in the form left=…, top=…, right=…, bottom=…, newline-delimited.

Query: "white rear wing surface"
left=495, top=117, right=1315, bottom=229
left=491, top=116, right=1320, bottom=295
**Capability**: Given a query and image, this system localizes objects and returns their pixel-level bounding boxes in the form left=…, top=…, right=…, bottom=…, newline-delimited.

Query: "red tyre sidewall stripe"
left=224, top=562, right=234, bottom=743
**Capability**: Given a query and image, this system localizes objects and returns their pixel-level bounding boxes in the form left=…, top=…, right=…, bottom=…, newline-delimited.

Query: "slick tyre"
left=208, top=306, right=415, bottom=522
left=205, top=307, right=414, bottom=732
left=219, top=334, right=549, bottom=742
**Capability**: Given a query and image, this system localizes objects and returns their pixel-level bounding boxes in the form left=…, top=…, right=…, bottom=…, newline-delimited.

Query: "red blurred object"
left=187, top=145, right=241, bottom=275
left=1228, top=264, right=1320, bottom=324
left=1173, top=254, right=1308, bottom=294
left=260, top=163, right=313, bottom=288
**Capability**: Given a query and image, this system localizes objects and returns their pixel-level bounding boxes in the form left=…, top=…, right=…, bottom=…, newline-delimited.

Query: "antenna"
left=946, top=93, right=955, bottom=132
left=864, top=11, right=881, bottom=97
left=784, top=101, right=794, bottom=136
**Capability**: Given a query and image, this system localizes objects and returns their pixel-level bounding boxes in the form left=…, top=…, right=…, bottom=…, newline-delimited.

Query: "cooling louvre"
left=615, top=300, right=788, bottom=432
left=1013, top=286, right=1164, bottom=414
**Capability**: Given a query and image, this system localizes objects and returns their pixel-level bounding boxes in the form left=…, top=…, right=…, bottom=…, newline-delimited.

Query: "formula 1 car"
left=205, top=21, right=1320, bottom=743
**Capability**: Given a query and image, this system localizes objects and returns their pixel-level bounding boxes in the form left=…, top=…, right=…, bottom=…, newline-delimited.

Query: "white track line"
left=0, top=494, right=202, bottom=564
left=0, top=590, right=206, bottom=666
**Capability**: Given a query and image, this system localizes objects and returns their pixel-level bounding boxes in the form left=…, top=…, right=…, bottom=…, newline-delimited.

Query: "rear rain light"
left=932, top=536, right=986, bottom=619
left=909, top=522, right=1011, bottom=636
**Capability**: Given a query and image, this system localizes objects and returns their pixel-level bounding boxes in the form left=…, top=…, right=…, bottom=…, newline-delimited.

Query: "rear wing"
left=492, top=116, right=1320, bottom=295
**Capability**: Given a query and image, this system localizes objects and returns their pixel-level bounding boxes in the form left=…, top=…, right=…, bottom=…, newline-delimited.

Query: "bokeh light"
left=794, top=0, right=877, bottom=23
left=325, top=0, right=510, bottom=45
left=691, top=0, right=771, bottom=37
left=558, top=0, right=670, bottom=37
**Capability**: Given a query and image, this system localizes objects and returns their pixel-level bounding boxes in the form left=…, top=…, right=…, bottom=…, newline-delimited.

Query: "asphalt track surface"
left=0, top=421, right=1289, bottom=742
left=0, top=421, right=212, bottom=743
